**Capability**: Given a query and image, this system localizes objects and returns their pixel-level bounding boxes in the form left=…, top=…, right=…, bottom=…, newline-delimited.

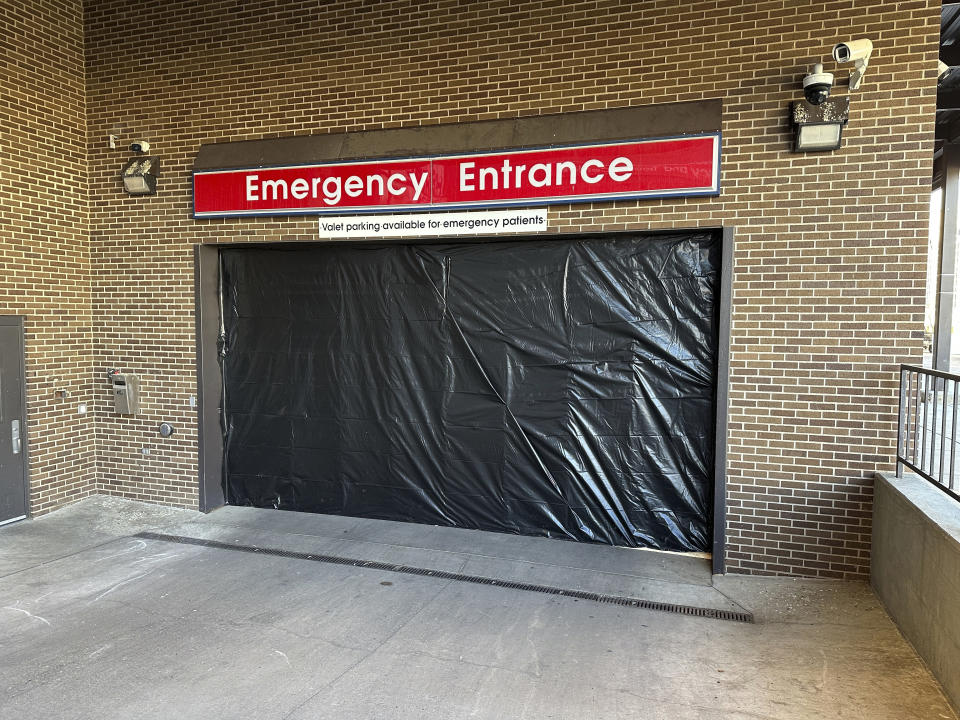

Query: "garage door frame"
left=194, top=227, right=733, bottom=573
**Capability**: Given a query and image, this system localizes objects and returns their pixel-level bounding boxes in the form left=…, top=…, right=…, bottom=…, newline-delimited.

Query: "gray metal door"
left=0, top=317, right=27, bottom=525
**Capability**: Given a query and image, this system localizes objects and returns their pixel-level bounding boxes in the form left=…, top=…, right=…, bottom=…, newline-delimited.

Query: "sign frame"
left=192, top=132, right=721, bottom=219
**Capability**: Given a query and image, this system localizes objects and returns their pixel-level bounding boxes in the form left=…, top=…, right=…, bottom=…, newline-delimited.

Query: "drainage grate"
left=134, top=531, right=754, bottom=623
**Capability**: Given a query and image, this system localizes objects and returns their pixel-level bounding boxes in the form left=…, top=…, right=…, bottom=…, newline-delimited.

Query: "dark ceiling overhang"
left=195, top=100, right=722, bottom=172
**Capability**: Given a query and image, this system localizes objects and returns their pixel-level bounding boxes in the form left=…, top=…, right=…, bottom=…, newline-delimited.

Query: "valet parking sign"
left=193, top=134, right=720, bottom=234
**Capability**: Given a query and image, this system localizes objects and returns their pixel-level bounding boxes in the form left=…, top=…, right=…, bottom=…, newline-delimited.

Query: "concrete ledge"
left=873, top=472, right=960, bottom=713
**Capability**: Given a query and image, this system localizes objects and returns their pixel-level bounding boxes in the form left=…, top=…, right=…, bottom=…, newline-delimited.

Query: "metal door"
left=0, top=317, right=27, bottom=525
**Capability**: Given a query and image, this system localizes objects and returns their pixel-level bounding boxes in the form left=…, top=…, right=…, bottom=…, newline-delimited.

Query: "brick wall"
left=78, top=0, right=938, bottom=576
left=0, top=0, right=94, bottom=512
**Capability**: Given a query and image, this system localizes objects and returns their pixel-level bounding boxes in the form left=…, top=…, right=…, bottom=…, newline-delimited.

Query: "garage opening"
left=216, top=231, right=722, bottom=553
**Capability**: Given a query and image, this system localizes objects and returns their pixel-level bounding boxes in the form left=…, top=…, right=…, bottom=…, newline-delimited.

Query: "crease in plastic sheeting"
left=631, top=360, right=711, bottom=527
left=218, top=232, right=720, bottom=552
left=409, top=247, right=570, bottom=508
left=217, top=250, right=233, bottom=503
left=566, top=412, right=639, bottom=541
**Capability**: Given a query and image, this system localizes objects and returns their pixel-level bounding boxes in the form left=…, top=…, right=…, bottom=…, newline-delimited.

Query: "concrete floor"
left=0, top=497, right=956, bottom=720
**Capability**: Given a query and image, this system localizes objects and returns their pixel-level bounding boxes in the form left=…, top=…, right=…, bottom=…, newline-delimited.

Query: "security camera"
left=833, top=39, right=873, bottom=64
left=129, top=141, right=151, bottom=153
left=833, top=39, right=873, bottom=90
left=802, top=63, right=834, bottom=105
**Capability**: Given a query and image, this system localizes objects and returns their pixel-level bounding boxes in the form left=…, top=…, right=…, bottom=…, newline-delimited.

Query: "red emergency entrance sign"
left=193, top=134, right=720, bottom=217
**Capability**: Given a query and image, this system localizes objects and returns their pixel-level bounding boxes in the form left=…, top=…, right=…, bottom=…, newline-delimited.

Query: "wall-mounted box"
left=112, top=373, right=140, bottom=415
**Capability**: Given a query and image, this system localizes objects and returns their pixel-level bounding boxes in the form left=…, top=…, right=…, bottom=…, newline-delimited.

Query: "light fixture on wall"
left=792, top=96, right=849, bottom=152
left=122, top=156, right=159, bottom=195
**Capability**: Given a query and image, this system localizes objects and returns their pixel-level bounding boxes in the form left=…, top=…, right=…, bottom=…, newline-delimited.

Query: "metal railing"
left=897, top=364, right=960, bottom=500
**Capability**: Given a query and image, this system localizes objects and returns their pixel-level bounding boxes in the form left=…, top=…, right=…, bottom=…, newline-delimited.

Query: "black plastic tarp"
left=219, top=231, right=719, bottom=552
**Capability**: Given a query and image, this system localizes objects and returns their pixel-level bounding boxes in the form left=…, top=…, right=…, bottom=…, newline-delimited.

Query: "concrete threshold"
left=159, top=506, right=750, bottom=618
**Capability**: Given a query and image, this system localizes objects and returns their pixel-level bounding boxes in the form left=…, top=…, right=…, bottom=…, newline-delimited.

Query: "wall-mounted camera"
left=129, top=141, right=151, bottom=153
left=802, top=63, right=834, bottom=106
left=832, top=39, right=873, bottom=90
